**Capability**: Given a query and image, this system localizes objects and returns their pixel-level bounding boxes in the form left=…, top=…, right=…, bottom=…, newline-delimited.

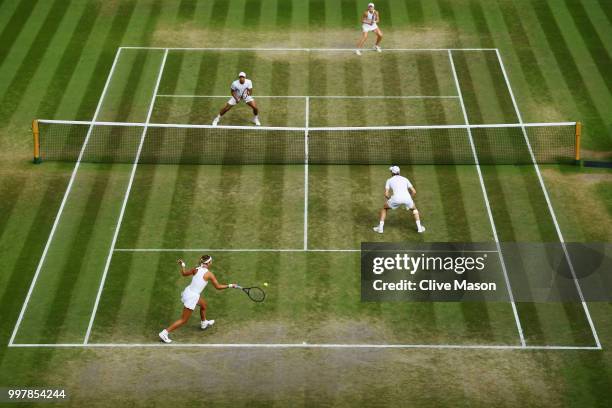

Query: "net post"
left=575, top=121, right=581, bottom=165
left=32, top=119, right=42, bottom=164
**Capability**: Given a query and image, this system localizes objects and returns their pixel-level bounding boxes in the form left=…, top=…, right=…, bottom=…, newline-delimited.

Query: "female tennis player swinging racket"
left=159, top=255, right=237, bottom=344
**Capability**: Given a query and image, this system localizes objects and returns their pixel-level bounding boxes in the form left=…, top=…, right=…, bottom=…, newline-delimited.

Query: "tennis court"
left=9, top=47, right=599, bottom=350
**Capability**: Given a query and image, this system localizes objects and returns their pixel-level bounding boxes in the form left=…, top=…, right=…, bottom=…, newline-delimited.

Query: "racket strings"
left=247, top=287, right=266, bottom=302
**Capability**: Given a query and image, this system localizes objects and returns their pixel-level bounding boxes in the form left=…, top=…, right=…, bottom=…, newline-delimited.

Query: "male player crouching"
left=212, top=72, right=261, bottom=126
left=373, top=165, right=425, bottom=234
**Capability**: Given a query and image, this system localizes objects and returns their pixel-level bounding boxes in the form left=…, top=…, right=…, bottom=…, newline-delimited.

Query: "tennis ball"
left=264, top=282, right=269, bottom=287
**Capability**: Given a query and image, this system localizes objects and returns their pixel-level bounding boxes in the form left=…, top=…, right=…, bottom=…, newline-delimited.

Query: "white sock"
left=215, top=115, right=220, bottom=120
left=416, top=220, right=422, bottom=228
left=255, top=115, right=259, bottom=119
left=378, top=221, right=384, bottom=229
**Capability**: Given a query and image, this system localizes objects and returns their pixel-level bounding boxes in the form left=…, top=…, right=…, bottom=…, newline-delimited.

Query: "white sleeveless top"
left=366, top=11, right=375, bottom=23
left=186, top=266, right=208, bottom=294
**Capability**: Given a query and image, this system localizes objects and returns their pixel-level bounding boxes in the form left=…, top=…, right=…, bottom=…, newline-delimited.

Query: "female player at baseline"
left=373, top=166, right=426, bottom=234
left=356, top=2, right=383, bottom=55
left=212, top=72, right=261, bottom=126
left=159, top=255, right=237, bottom=343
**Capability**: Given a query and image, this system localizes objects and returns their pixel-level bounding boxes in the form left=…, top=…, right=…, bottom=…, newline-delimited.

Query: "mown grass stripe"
left=244, top=0, right=262, bottom=28
left=0, top=175, right=28, bottom=239
left=530, top=0, right=610, bottom=150
left=0, top=0, right=71, bottom=126
left=309, top=0, right=326, bottom=27
left=417, top=53, right=472, bottom=241
left=404, top=0, right=425, bottom=25
left=376, top=0, right=392, bottom=28
left=497, top=1, right=552, bottom=105
left=341, top=0, right=358, bottom=27
left=36, top=1, right=102, bottom=118
left=38, top=167, right=116, bottom=343
left=114, top=51, right=154, bottom=122
left=466, top=2, right=517, bottom=123
left=0, top=0, right=38, bottom=68
left=69, top=1, right=138, bottom=121
left=562, top=0, right=612, bottom=96
left=177, top=0, right=197, bottom=21
left=210, top=0, right=231, bottom=30
left=596, top=0, right=612, bottom=26
left=276, top=0, right=293, bottom=27
left=0, top=176, right=67, bottom=359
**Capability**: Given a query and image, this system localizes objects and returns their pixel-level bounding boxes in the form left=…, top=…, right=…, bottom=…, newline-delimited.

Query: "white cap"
left=368, top=2, right=375, bottom=8
left=238, top=72, right=246, bottom=78
left=389, top=165, right=400, bottom=174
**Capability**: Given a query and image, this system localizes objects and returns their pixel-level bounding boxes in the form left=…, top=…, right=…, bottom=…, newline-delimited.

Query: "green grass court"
left=0, top=1, right=611, bottom=407
left=9, top=46, right=598, bottom=348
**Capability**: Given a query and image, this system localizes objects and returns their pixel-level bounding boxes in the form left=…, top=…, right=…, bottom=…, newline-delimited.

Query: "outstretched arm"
left=205, top=271, right=236, bottom=290
left=409, top=186, right=416, bottom=197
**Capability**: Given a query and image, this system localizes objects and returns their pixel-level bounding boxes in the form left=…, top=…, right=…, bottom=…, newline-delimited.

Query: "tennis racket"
left=235, top=285, right=266, bottom=302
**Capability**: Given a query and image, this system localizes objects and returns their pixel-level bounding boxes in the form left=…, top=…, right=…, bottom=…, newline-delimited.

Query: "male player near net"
left=212, top=72, right=261, bottom=126
left=355, top=2, right=383, bottom=55
left=159, top=255, right=237, bottom=344
left=373, top=166, right=425, bottom=234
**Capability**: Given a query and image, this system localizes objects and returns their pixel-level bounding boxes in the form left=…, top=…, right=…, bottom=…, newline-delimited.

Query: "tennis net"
left=32, top=119, right=580, bottom=165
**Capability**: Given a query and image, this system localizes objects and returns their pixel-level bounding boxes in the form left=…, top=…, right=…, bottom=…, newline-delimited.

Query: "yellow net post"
left=32, top=119, right=41, bottom=164
left=575, top=121, right=581, bottom=164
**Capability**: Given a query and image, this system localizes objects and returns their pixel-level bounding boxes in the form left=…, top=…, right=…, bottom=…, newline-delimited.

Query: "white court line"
left=7, top=48, right=125, bottom=347
left=494, top=50, right=601, bottom=349
left=83, top=49, right=169, bottom=344
left=7, top=342, right=601, bottom=351
left=113, top=248, right=500, bottom=253
left=156, top=94, right=460, bottom=99
left=448, top=50, right=526, bottom=348
left=304, top=96, right=309, bottom=250
left=121, top=46, right=500, bottom=52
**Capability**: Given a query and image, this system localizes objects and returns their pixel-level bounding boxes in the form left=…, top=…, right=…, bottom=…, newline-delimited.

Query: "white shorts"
left=228, top=95, right=254, bottom=106
left=181, top=289, right=200, bottom=310
left=387, top=195, right=414, bottom=210
left=362, top=22, right=379, bottom=32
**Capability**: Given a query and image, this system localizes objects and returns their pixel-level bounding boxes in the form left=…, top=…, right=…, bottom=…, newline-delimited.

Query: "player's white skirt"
left=362, top=22, right=379, bottom=32
left=388, top=195, right=414, bottom=210
left=228, top=95, right=255, bottom=106
left=181, top=288, right=200, bottom=310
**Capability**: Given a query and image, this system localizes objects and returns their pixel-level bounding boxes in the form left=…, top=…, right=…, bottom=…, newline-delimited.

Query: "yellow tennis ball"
left=264, top=282, right=268, bottom=287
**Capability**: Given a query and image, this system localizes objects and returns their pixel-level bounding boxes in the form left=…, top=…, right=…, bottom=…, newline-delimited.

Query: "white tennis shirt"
left=385, top=175, right=413, bottom=200
left=231, top=79, right=253, bottom=98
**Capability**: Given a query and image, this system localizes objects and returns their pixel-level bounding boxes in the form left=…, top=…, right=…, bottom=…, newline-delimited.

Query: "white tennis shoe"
left=418, top=226, right=426, bottom=233
left=159, top=329, right=172, bottom=343
left=253, top=117, right=261, bottom=126
left=355, top=49, right=362, bottom=56
left=374, top=45, right=382, bottom=52
left=201, top=319, right=215, bottom=330
left=212, top=116, right=219, bottom=126
left=373, top=226, right=383, bottom=234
